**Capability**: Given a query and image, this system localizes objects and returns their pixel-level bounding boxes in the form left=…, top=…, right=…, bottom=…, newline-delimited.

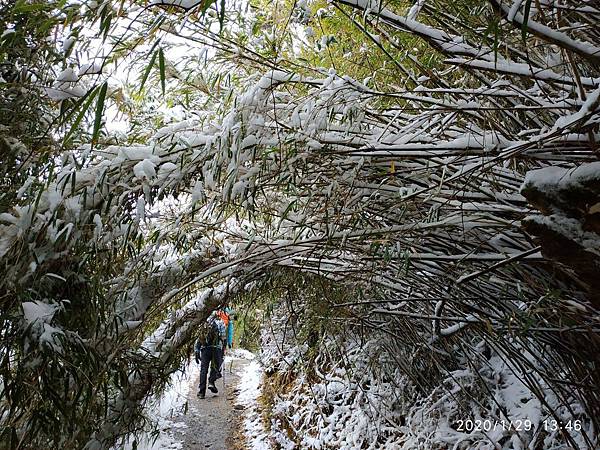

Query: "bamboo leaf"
left=139, top=43, right=160, bottom=93
left=199, top=0, right=216, bottom=13
left=158, top=47, right=166, bottom=95
left=63, top=87, right=100, bottom=144
left=100, top=10, right=113, bottom=42
left=521, top=0, right=532, bottom=41
left=92, top=82, right=108, bottom=147
left=70, top=171, right=76, bottom=196
left=218, top=0, right=226, bottom=32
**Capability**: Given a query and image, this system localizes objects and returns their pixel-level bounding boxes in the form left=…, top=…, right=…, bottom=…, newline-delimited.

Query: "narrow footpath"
left=172, top=355, right=251, bottom=450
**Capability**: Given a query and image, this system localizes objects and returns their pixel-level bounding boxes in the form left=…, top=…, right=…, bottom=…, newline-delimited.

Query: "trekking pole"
left=222, top=345, right=226, bottom=390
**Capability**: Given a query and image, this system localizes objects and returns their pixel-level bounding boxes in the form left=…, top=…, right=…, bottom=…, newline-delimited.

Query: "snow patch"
left=236, top=359, right=272, bottom=449
left=118, top=364, right=198, bottom=450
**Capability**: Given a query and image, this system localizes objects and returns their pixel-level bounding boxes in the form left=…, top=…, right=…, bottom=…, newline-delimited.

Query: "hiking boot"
left=197, top=391, right=205, bottom=399
left=208, top=382, right=218, bottom=394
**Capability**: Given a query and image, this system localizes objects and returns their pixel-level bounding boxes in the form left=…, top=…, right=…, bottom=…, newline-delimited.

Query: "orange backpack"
left=216, top=309, right=229, bottom=327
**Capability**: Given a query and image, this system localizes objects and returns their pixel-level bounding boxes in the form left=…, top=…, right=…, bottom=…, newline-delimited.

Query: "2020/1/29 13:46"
left=456, top=418, right=584, bottom=433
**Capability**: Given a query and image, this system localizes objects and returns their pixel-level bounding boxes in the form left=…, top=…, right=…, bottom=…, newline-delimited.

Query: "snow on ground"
left=248, top=302, right=598, bottom=450
left=234, top=351, right=272, bottom=450
left=226, top=347, right=256, bottom=362
left=118, top=361, right=199, bottom=450
left=115, top=348, right=263, bottom=450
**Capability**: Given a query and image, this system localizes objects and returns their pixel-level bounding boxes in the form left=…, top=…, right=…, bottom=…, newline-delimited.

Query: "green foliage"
left=0, top=1, right=62, bottom=212
left=231, top=302, right=262, bottom=352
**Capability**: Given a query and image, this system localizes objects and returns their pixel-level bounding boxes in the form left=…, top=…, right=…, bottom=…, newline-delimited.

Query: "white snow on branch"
left=149, top=0, right=204, bottom=9
left=521, top=161, right=600, bottom=195
left=553, top=86, right=600, bottom=131
left=445, top=58, right=600, bottom=88
left=407, top=0, right=426, bottom=21
left=22, top=301, right=58, bottom=325
left=495, top=0, right=600, bottom=63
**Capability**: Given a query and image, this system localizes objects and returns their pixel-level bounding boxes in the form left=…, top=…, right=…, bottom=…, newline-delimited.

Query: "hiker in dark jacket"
left=194, top=311, right=226, bottom=399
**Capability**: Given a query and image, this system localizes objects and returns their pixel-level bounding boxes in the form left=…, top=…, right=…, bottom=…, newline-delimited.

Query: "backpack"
left=198, top=317, right=220, bottom=346
left=216, top=309, right=229, bottom=327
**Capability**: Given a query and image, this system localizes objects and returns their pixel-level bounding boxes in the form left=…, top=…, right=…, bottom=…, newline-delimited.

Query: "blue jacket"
left=224, top=307, right=234, bottom=348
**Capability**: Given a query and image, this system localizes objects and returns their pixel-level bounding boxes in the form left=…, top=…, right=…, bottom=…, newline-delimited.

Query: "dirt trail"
left=172, top=357, right=250, bottom=450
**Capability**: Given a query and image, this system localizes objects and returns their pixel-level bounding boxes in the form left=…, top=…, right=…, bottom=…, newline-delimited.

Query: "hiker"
left=194, top=311, right=226, bottom=399
left=216, top=306, right=234, bottom=355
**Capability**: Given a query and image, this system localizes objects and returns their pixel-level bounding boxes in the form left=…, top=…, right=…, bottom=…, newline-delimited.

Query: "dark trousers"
left=198, top=346, right=223, bottom=395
